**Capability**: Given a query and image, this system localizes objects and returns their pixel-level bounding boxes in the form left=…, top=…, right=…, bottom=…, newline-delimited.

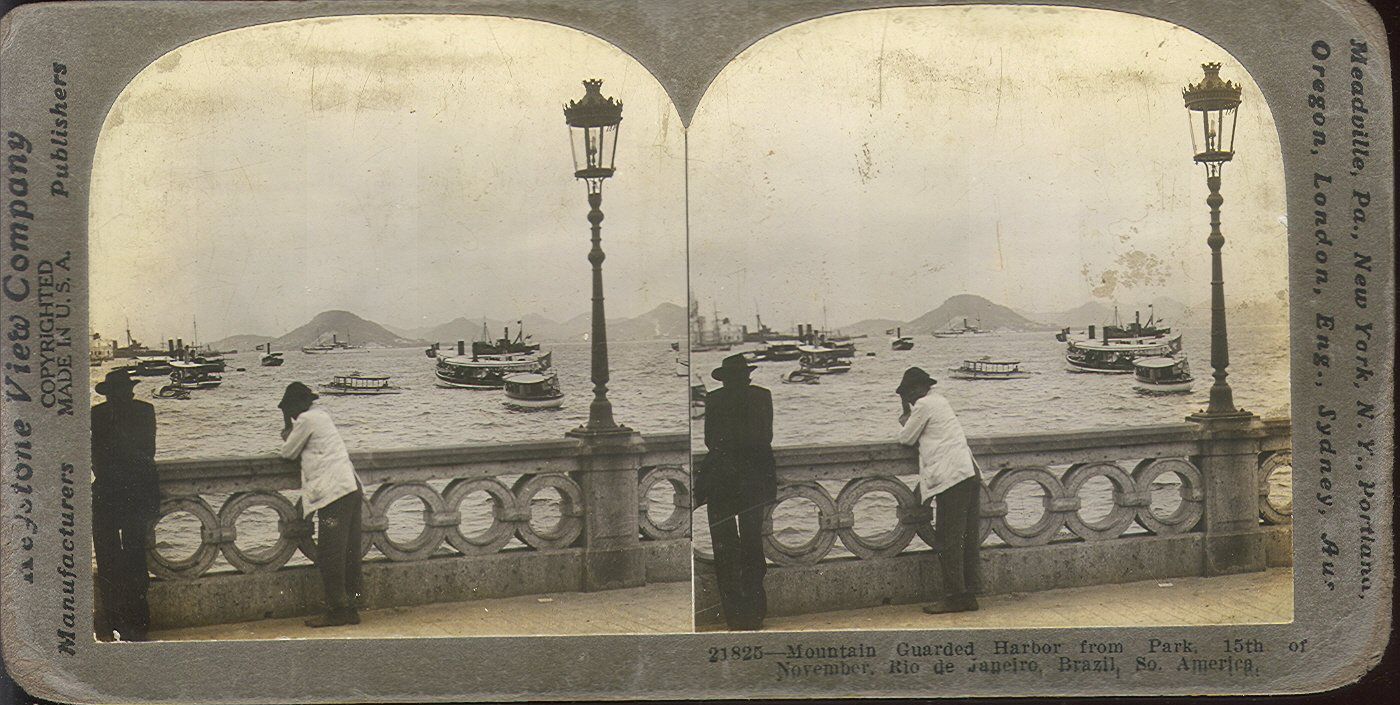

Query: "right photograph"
left=688, top=6, right=1293, bottom=633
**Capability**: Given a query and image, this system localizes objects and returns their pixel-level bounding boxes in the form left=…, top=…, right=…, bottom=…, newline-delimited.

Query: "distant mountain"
left=604, top=302, right=688, bottom=341
left=414, top=302, right=687, bottom=345
left=1177, top=297, right=1288, bottom=328
left=272, top=310, right=420, bottom=349
left=841, top=318, right=906, bottom=338
left=206, top=333, right=274, bottom=352
left=905, top=295, right=1053, bottom=333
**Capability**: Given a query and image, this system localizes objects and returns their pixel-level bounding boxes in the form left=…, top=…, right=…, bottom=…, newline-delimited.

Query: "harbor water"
left=691, top=325, right=1292, bottom=557
left=96, top=340, right=687, bottom=571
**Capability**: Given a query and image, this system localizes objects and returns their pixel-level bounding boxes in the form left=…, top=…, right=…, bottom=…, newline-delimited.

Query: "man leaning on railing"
left=896, top=366, right=983, bottom=615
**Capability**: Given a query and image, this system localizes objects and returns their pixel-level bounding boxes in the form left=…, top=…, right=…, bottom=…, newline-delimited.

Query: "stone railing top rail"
left=694, top=418, right=1291, bottom=480
left=155, top=433, right=688, bottom=493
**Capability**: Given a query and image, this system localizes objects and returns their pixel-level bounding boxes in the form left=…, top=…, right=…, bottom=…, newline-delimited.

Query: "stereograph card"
left=0, top=0, right=1392, bottom=701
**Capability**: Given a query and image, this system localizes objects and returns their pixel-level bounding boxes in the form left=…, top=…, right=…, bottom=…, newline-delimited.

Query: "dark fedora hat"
left=711, top=353, right=757, bottom=381
left=277, top=381, right=319, bottom=410
left=895, top=366, right=936, bottom=395
left=94, top=369, right=139, bottom=395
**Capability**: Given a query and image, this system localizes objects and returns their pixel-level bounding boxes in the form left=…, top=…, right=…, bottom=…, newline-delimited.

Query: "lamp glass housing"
left=1183, top=63, right=1243, bottom=170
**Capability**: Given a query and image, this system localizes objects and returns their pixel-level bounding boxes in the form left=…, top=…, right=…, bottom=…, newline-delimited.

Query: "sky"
left=90, top=15, right=685, bottom=344
left=687, top=6, right=1290, bottom=329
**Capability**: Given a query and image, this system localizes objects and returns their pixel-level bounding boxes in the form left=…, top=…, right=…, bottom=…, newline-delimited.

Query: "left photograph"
left=87, top=14, right=690, bottom=641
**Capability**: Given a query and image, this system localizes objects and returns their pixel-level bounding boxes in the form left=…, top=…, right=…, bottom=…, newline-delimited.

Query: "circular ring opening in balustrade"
left=513, top=474, right=584, bottom=550
left=1062, top=462, right=1138, bottom=542
left=638, top=466, right=691, bottom=541
left=443, top=477, right=518, bottom=555
left=763, top=483, right=838, bottom=565
left=146, top=497, right=220, bottom=580
left=219, top=491, right=301, bottom=573
left=835, top=476, right=918, bottom=559
left=1259, top=451, right=1293, bottom=525
left=986, top=467, right=1067, bottom=547
left=1132, top=458, right=1204, bottom=535
left=369, top=483, right=449, bottom=561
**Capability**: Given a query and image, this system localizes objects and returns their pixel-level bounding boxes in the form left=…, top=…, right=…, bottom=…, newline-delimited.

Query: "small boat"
left=780, top=369, right=821, bottom=384
left=167, top=361, right=223, bottom=390
left=425, top=344, right=438, bottom=358
left=890, top=327, right=914, bottom=351
left=301, top=334, right=367, bottom=354
left=151, top=385, right=190, bottom=400
left=436, top=351, right=553, bottom=389
left=261, top=352, right=284, bottom=367
left=932, top=318, right=988, bottom=338
left=797, top=346, right=852, bottom=374
left=1132, top=356, right=1194, bottom=393
left=690, top=373, right=708, bottom=419
left=502, top=371, right=565, bottom=410
left=948, top=357, right=1032, bottom=380
left=319, top=373, right=404, bottom=396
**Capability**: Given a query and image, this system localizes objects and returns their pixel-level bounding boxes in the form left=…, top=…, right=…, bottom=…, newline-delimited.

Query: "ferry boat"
left=502, top=371, right=565, bottom=410
left=933, top=318, right=988, bottom=338
left=320, top=373, right=404, bottom=396
left=797, top=346, right=852, bottom=375
left=755, top=340, right=803, bottom=362
left=301, top=334, right=367, bottom=354
left=127, top=356, right=175, bottom=377
left=1132, top=357, right=1194, bottom=393
left=435, top=351, right=553, bottom=389
left=948, top=358, right=1032, bottom=380
left=166, top=361, right=223, bottom=390
left=889, top=327, right=914, bottom=351
left=1065, top=332, right=1183, bottom=373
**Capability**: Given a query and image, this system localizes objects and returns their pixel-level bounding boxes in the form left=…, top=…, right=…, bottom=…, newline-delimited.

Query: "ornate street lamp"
left=564, top=79, right=630, bottom=437
left=1183, top=62, right=1249, bottom=420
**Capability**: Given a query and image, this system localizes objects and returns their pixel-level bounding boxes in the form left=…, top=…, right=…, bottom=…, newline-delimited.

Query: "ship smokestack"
left=167, top=339, right=174, bottom=353
left=1088, top=325, right=1096, bottom=340
left=457, top=340, right=465, bottom=356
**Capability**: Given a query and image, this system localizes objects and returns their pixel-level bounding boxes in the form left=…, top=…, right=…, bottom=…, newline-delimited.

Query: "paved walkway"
left=713, top=568, right=1293, bottom=633
left=152, top=581, right=691, bottom=641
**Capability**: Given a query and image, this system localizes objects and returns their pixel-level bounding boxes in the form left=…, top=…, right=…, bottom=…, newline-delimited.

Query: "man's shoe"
left=304, top=610, right=353, bottom=628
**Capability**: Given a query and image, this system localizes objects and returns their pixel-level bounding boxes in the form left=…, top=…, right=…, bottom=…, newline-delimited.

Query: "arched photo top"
left=687, top=5, right=1287, bottom=332
left=90, top=14, right=685, bottom=349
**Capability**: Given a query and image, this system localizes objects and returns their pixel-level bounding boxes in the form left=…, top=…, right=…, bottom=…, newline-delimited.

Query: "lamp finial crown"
left=1182, top=61, right=1242, bottom=111
left=564, top=78, right=623, bottom=128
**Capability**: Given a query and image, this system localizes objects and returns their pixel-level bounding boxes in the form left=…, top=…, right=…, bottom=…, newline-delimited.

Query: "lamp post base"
left=566, top=423, right=636, bottom=442
left=1185, top=408, right=1255, bottom=427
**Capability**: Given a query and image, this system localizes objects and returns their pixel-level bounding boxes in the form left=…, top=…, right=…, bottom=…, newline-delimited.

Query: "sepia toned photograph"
left=0, top=0, right=1391, bottom=701
left=688, top=6, right=1294, bottom=634
left=86, top=14, right=691, bottom=641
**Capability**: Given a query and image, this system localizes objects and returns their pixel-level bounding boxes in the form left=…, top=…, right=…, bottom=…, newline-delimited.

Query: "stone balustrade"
left=693, top=417, right=1292, bottom=624
left=140, top=433, right=690, bottom=629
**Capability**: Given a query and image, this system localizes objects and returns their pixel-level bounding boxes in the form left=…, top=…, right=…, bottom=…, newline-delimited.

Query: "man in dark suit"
left=91, top=369, right=160, bottom=642
left=698, top=353, right=776, bottom=631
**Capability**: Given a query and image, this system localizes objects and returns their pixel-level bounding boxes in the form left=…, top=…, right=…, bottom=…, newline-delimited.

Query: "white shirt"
left=279, top=406, right=360, bottom=516
left=897, top=392, right=976, bottom=499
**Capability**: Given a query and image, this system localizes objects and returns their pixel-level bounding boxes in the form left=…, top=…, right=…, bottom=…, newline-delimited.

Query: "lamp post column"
left=1203, top=175, right=1236, bottom=416
left=583, top=189, right=619, bottom=432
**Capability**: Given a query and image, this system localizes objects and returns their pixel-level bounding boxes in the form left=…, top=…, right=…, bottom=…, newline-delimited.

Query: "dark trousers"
left=710, top=505, right=767, bottom=629
left=315, top=490, right=363, bottom=612
left=934, top=476, right=983, bottom=598
left=93, top=508, right=151, bottom=640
